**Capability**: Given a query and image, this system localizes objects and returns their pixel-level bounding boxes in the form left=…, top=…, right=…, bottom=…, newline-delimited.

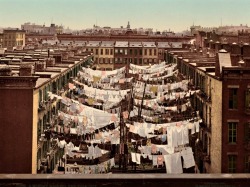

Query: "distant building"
left=0, top=29, right=25, bottom=49
left=98, top=41, right=114, bottom=70
left=21, top=22, right=63, bottom=35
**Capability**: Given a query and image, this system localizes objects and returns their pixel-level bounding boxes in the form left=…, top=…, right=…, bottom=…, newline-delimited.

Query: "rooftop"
left=129, top=42, right=142, bottom=47
left=115, top=41, right=129, bottom=47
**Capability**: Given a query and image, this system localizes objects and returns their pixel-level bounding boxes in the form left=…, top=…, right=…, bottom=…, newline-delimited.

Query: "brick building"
left=166, top=41, right=250, bottom=173
left=0, top=29, right=25, bottom=49
left=0, top=48, right=93, bottom=174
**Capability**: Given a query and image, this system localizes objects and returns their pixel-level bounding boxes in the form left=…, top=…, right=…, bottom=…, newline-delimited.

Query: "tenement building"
left=166, top=41, right=250, bottom=173
left=0, top=29, right=25, bottom=49
left=0, top=46, right=93, bottom=173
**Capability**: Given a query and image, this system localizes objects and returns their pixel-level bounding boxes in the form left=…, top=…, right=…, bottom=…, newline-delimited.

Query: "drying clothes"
left=64, top=126, right=70, bottom=134
left=151, top=144, right=157, bottom=154
left=136, top=153, right=141, bottom=165
left=87, top=144, right=95, bottom=159
left=181, top=147, right=195, bottom=169
left=129, top=125, right=135, bottom=133
left=182, top=126, right=189, bottom=145
left=187, top=122, right=195, bottom=135
left=58, top=140, right=67, bottom=148
left=152, top=155, right=158, bottom=166
left=161, top=134, right=167, bottom=142
left=123, top=111, right=129, bottom=119
left=195, top=121, right=200, bottom=133
left=164, top=152, right=183, bottom=174
left=138, top=126, right=146, bottom=137
left=176, top=124, right=183, bottom=146
left=93, top=75, right=101, bottom=83
left=150, top=86, right=158, bottom=93
left=157, top=155, right=164, bottom=167
left=142, top=154, right=147, bottom=159
left=167, top=126, right=177, bottom=148
left=131, top=153, right=136, bottom=163
left=141, top=146, right=151, bottom=155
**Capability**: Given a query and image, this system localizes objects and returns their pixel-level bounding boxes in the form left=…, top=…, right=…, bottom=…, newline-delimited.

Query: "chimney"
left=46, top=58, right=55, bottom=67
left=215, top=49, right=231, bottom=77
left=35, top=61, right=46, bottom=72
left=53, top=54, right=62, bottom=63
left=238, top=59, right=245, bottom=67
left=19, top=62, right=34, bottom=76
left=215, top=41, right=221, bottom=52
left=0, top=65, right=12, bottom=76
left=242, top=43, right=250, bottom=57
left=231, top=43, right=241, bottom=55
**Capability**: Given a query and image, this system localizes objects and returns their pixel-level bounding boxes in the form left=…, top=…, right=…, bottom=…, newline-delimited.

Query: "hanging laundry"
left=68, top=83, right=75, bottom=90
left=164, top=152, right=183, bottom=174
left=93, top=75, right=101, bottom=83
left=181, top=147, right=195, bottom=169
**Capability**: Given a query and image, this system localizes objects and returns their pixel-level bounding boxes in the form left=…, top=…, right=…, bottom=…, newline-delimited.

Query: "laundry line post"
left=64, top=145, right=67, bottom=174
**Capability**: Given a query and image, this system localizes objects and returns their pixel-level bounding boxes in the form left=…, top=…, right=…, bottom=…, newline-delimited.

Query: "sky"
left=0, top=0, right=250, bottom=32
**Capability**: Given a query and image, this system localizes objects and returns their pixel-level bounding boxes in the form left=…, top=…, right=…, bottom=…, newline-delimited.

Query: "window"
left=110, top=49, right=113, bottom=55
left=124, top=49, right=127, bottom=55
left=101, top=49, right=103, bottom=55
left=209, top=107, right=211, bottom=127
left=154, top=49, right=157, bottom=56
left=149, top=49, right=152, bottom=56
left=105, top=49, right=109, bottom=55
left=103, top=58, right=106, bottom=64
left=245, top=89, right=250, bottom=110
left=119, top=49, right=123, bottom=54
left=139, top=58, right=142, bottom=64
left=139, top=49, right=142, bottom=55
left=134, top=58, right=137, bottom=64
left=115, top=49, right=118, bottom=54
left=229, top=88, right=238, bottom=109
left=134, top=49, right=137, bottom=55
left=130, top=49, right=133, bottom=55
left=39, top=89, right=43, bottom=103
left=245, top=155, right=250, bottom=173
left=95, top=49, right=98, bottom=55
left=228, top=122, right=237, bottom=143
left=144, top=49, right=147, bottom=55
left=245, top=123, right=250, bottom=142
left=228, top=155, right=236, bottom=173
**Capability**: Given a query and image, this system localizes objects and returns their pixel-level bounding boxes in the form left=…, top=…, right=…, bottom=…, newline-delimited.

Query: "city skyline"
left=0, top=0, right=250, bottom=32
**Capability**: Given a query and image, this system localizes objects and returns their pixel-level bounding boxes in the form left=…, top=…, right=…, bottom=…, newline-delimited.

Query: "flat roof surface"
left=35, top=78, right=50, bottom=88
left=115, top=41, right=128, bottom=47
left=129, top=42, right=142, bottom=47
left=142, top=42, right=156, bottom=47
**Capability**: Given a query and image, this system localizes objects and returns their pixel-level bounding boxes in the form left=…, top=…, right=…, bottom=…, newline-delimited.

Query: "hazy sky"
left=0, top=0, right=249, bottom=32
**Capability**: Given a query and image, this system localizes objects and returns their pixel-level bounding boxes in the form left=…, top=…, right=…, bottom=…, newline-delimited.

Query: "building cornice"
left=0, top=76, right=39, bottom=89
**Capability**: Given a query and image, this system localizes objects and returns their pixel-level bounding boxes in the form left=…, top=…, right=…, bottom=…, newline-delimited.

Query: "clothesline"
left=82, top=66, right=126, bottom=77
left=130, top=146, right=195, bottom=174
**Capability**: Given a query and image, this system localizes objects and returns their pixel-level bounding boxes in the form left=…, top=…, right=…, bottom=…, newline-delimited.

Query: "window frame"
left=228, top=155, right=237, bottom=173
left=229, top=88, right=238, bottom=109
left=228, top=122, right=237, bottom=144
